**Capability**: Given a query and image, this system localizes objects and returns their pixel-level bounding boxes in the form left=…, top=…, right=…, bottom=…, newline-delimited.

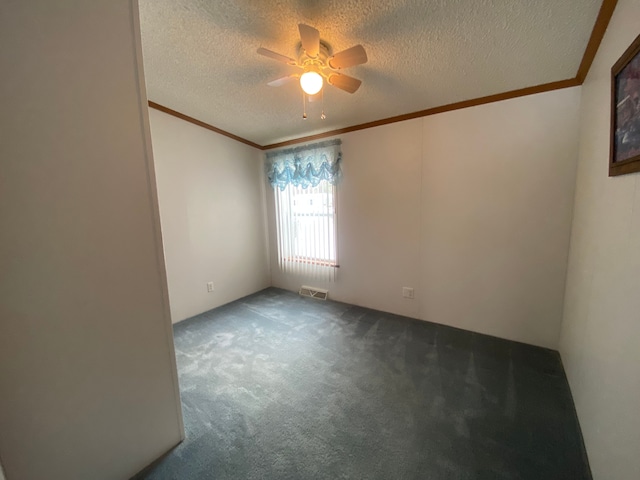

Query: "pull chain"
left=302, top=90, right=307, bottom=119
left=321, top=88, right=326, bottom=120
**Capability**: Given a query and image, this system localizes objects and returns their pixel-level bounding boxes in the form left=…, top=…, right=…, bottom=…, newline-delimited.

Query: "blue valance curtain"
left=265, top=139, right=342, bottom=190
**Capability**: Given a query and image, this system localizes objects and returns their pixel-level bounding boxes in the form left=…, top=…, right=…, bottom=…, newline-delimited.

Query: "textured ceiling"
left=139, top=0, right=602, bottom=146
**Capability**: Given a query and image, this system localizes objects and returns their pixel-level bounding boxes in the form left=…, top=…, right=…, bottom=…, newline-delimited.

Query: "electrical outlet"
left=207, top=282, right=214, bottom=292
left=402, top=287, right=414, bottom=299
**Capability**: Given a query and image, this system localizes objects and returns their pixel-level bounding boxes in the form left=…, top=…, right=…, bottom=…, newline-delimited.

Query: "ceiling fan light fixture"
left=259, top=24, right=366, bottom=119
left=300, top=70, right=323, bottom=95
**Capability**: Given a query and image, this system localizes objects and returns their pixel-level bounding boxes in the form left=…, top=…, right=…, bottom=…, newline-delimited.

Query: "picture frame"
left=610, top=33, right=640, bottom=177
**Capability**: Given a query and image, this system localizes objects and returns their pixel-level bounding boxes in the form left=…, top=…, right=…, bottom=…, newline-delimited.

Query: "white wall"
left=268, top=87, right=581, bottom=348
left=149, top=109, right=270, bottom=322
left=0, top=2, right=183, bottom=479
left=559, top=0, right=640, bottom=478
left=420, top=90, right=581, bottom=347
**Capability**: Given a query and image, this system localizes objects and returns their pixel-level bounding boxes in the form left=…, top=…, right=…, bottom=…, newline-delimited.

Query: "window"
left=266, top=140, right=341, bottom=281
left=274, top=180, right=337, bottom=275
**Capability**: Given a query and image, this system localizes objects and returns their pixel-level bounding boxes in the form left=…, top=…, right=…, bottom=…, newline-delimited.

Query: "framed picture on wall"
left=610, top=33, right=640, bottom=176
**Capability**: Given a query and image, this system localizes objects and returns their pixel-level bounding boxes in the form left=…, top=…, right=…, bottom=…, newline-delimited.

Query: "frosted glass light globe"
left=300, top=71, right=323, bottom=95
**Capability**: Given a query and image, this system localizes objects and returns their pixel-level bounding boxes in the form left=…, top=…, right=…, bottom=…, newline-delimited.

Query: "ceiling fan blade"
left=328, top=44, right=368, bottom=69
left=328, top=73, right=362, bottom=93
left=267, top=74, right=299, bottom=87
left=298, top=24, right=320, bottom=58
left=257, top=47, right=297, bottom=66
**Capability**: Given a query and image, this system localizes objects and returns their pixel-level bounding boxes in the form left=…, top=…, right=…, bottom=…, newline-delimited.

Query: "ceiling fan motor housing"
left=298, top=42, right=331, bottom=71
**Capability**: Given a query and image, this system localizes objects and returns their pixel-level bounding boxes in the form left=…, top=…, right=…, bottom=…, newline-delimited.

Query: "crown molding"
left=262, top=79, right=580, bottom=150
left=576, top=0, right=618, bottom=83
left=147, top=101, right=262, bottom=149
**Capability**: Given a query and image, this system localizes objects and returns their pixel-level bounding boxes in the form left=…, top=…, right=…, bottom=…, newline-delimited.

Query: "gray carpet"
left=134, top=287, right=590, bottom=480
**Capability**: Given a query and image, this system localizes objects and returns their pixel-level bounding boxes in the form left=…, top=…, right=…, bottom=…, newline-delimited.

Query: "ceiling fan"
left=257, top=24, right=368, bottom=97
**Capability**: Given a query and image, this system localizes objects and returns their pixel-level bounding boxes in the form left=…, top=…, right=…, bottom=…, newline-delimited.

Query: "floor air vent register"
left=299, top=285, right=328, bottom=300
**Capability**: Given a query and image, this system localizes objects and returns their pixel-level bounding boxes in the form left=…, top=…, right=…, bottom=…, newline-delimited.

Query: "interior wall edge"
left=131, top=0, right=185, bottom=442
